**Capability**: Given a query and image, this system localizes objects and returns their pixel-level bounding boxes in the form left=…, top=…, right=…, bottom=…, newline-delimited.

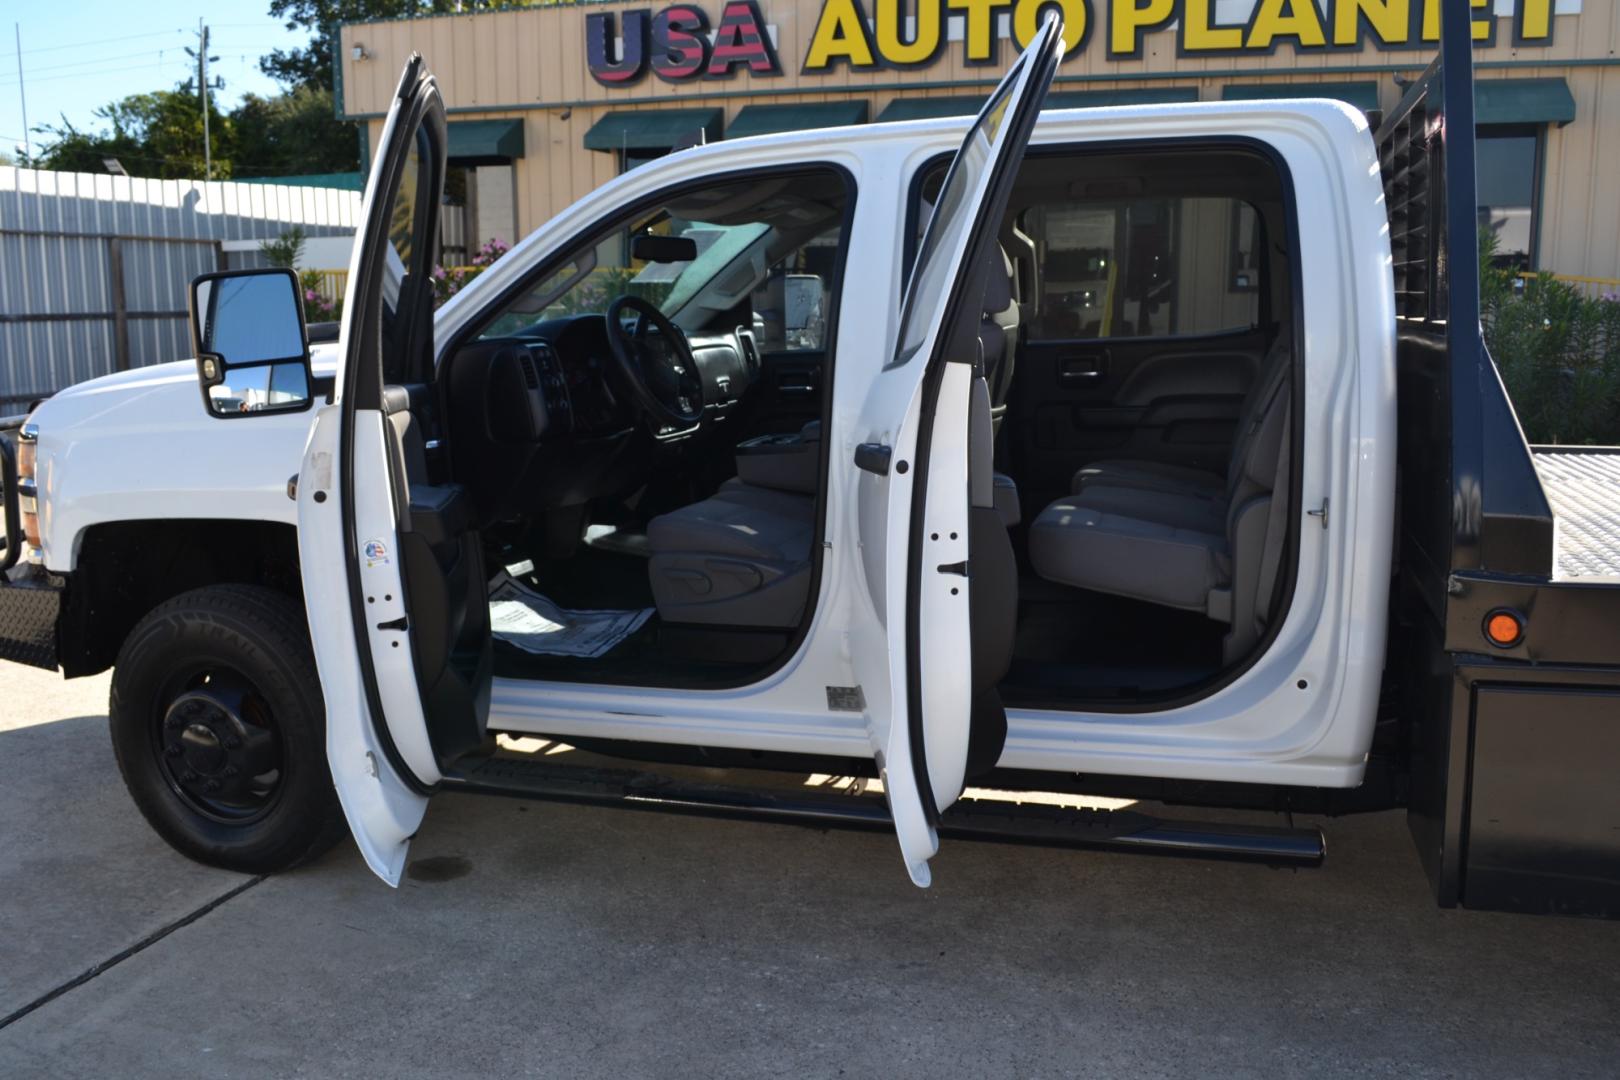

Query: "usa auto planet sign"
left=586, top=0, right=1562, bottom=85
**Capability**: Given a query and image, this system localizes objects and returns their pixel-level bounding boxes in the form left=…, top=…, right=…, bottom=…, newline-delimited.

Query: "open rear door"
left=847, top=17, right=1063, bottom=887
left=298, top=57, right=493, bottom=885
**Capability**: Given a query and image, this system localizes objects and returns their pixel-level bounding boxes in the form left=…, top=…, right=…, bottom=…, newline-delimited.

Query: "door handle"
left=1059, top=352, right=1108, bottom=383
left=854, top=443, right=892, bottom=475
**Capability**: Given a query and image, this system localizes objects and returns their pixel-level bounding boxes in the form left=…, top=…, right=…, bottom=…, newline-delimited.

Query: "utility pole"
left=13, top=24, right=29, bottom=161
left=185, top=19, right=220, bottom=179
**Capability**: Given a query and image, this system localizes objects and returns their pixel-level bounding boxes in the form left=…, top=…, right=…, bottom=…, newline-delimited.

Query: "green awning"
left=877, top=97, right=986, bottom=122
left=1047, top=87, right=1199, bottom=109
left=727, top=101, right=869, bottom=140
left=447, top=119, right=525, bottom=163
left=1476, top=77, right=1576, bottom=127
left=236, top=172, right=364, bottom=191
left=584, top=109, right=724, bottom=152
left=1222, top=81, right=1380, bottom=113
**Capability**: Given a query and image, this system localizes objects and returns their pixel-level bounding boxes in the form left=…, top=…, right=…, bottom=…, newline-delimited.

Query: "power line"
left=10, top=28, right=189, bottom=57
left=0, top=47, right=188, bottom=78
left=0, top=57, right=187, bottom=88
left=0, top=42, right=284, bottom=84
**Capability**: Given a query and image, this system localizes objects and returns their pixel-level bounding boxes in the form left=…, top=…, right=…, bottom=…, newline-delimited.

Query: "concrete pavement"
left=2, top=664, right=1618, bottom=1078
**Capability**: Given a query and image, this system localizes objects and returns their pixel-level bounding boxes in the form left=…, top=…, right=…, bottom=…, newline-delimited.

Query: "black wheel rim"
left=150, top=666, right=286, bottom=825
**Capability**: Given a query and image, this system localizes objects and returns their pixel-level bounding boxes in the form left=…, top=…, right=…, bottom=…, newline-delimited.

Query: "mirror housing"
left=188, top=268, right=315, bottom=418
left=631, top=233, right=698, bottom=263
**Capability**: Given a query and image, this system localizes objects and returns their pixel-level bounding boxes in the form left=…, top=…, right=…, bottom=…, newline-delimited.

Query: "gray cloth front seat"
left=648, top=250, right=1026, bottom=629
left=980, top=246, right=1021, bottom=435
left=1028, top=331, right=1293, bottom=662
left=647, top=478, right=814, bottom=628
left=978, top=245, right=1022, bottom=526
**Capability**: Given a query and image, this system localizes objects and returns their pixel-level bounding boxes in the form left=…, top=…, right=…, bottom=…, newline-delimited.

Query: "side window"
left=1022, top=196, right=1261, bottom=341
left=380, top=132, right=424, bottom=323
left=375, top=123, right=440, bottom=386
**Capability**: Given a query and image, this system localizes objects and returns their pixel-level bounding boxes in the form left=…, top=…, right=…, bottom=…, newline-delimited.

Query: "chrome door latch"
left=1308, top=498, right=1329, bottom=529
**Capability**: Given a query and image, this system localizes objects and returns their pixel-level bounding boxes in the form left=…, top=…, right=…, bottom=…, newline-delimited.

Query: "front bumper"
left=0, top=572, right=62, bottom=670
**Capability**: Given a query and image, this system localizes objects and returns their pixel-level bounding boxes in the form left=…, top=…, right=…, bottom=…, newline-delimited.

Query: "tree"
left=262, top=0, right=460, bottom=91
left=26, top=87, right=227, bottom=179
left=231, top=85, right=359, bottom=175
left=25, top=80, right=362, bottom=180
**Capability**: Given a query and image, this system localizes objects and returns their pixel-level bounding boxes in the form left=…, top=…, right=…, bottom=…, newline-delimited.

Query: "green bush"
left=260, top=227, right=307, bottom=270
left=1480, top=230, right=1620, bottom=445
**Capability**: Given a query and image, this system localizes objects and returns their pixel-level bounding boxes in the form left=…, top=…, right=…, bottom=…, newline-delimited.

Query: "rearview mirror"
left=189, top=268, right=314, bottom=418
left=631, top=233, right=698, bottom=263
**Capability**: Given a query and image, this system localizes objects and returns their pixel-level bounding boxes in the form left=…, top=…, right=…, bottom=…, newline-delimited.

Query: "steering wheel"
left=604, top=295, right=704, bottom=430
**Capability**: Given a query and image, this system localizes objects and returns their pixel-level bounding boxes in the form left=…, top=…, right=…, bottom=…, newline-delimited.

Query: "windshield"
left=479, top=219, right=769, bottom=339
left=476, top=172, right=849, bottom=345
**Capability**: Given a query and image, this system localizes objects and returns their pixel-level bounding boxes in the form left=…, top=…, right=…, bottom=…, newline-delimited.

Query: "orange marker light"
left=1485, top=610, right=1524, bottom=648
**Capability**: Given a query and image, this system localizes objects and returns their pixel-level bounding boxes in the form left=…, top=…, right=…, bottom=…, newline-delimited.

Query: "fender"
left=24, top=351, right=337, bottom=572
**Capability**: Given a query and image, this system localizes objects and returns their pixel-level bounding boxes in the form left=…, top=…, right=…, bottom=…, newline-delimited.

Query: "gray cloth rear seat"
left=1029, top=330, right=1292, bottom=654
left=1029, top=497, right=1230, bottom=611
left=1068, top=334, right=1288, bottom=502
left=1070, top=459, right=1225, bottom=501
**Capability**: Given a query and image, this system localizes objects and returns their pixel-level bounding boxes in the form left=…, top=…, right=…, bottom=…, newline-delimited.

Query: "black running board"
left=441, top=754, right=1325, bottom=866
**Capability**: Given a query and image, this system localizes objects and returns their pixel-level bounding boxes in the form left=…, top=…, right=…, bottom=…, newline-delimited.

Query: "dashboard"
left=443, top=312, right=762, bottom=522
left=500, top=314, right=759, bottom=439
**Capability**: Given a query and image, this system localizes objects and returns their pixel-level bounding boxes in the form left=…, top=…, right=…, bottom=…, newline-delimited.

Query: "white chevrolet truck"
left=5, top=6, right=1619, bottom=916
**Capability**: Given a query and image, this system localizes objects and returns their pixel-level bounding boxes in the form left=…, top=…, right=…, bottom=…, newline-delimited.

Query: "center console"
left=733, top=421, right=821, bottom=495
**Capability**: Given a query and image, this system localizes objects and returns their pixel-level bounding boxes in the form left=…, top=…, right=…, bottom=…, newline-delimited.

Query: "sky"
left=0, top=0, right=310, bottom=160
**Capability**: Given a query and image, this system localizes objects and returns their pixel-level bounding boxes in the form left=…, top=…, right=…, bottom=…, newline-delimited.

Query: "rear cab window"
left=1021, top=195, right=1262, bottom=341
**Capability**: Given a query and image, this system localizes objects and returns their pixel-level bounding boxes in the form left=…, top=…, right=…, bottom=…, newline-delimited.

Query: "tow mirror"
left=631, top=233, right=698, bottom=263
left=188, top=268, right=314, bottom=418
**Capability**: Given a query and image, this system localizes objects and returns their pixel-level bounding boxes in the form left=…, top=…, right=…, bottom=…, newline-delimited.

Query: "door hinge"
left=1307, top=498, right=1329, bottom=529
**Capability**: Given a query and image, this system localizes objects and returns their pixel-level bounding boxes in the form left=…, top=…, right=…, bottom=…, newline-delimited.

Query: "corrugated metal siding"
left=0, top=167, right=362, bottom=409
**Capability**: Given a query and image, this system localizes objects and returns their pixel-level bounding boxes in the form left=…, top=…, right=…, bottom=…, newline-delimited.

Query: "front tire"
left=110, top=585, right=345, bottom=874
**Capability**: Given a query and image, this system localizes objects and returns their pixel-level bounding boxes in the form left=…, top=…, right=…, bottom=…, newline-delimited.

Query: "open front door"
left=848, top=18, right=1063, bottom=887
left=297, top=56, right=492, bottom=885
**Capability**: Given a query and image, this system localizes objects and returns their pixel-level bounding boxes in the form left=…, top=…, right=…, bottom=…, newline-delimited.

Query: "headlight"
left=16, top=421, right=40, bottom=554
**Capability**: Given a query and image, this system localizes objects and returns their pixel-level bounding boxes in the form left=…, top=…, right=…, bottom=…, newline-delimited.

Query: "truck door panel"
left=302, top=56, right=494, bottom=886
left=742, top=347, right=825, bottom=436
left=1008, top=329, right=1269, bottom=508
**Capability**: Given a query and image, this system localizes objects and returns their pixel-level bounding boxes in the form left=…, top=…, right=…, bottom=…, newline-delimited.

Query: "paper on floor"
left=488, top=572, right=653, bottom=658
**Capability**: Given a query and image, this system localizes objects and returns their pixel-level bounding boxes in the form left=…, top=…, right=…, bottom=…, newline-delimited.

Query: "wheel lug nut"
left=224, top=765, right=239, bottom=777
left=165, top=745, right=182, bottom=757
left=203, top=779, right=221, bottom=793
left=181, top=771, right=197, bottom=782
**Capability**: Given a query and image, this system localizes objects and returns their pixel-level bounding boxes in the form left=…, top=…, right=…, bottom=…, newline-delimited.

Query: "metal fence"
left=1516, top=271, right=1620, bottom=302
left=0, top=167, right=362, bottom=410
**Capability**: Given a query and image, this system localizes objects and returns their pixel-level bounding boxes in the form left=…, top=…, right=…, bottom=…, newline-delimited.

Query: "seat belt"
left=1254, top=397, right=1293, bottom=635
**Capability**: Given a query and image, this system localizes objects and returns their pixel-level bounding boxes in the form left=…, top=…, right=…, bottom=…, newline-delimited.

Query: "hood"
left=30, top=345, right=341, bottom=435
